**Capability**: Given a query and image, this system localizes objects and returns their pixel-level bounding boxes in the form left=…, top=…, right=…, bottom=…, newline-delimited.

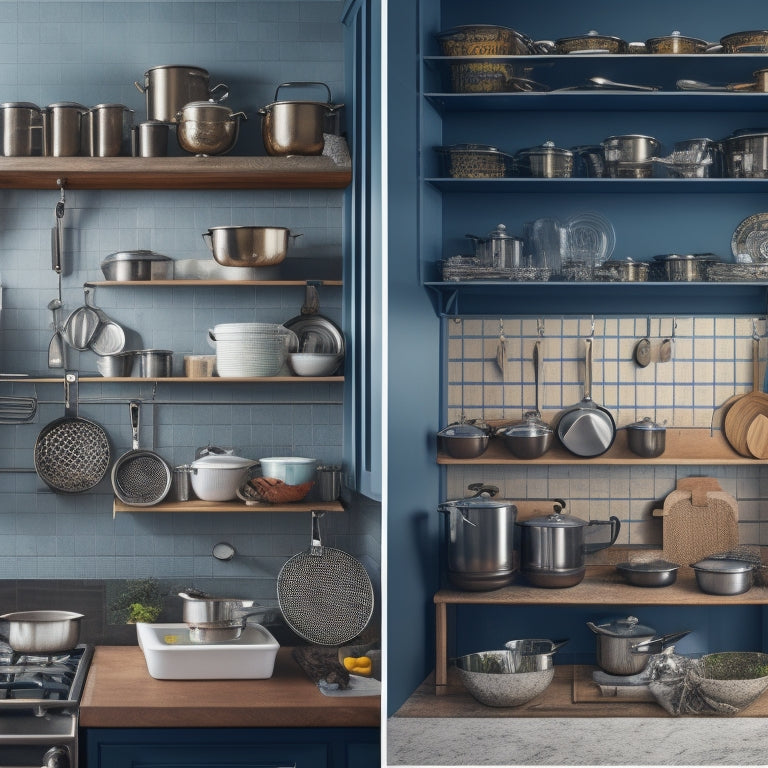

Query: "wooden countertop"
left=80, top=646, right=380, bottom=729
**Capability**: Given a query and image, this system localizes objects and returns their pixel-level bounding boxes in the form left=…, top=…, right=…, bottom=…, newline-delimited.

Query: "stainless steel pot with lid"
left=175, top=101, right=247, bottom=156
left=643, top=31, right=713, bottom=54
left=135, top=65, right=229, bottom=123
left=42, top=102, right=88, bottom=156
left=438, top=484, right=519, bottom=591
left=550, top=30, right=629, bottom=54
left=624, top=416, right=666, bottom=458
left=465, top=224, right=524, bottom=269
left=513, top=141, right=574, bottom=178
left=518, top=505, right=621, bottom=588
left=586, top=615, right=691, bottom=675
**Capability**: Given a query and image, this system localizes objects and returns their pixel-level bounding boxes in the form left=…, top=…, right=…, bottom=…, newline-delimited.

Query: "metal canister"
left=87, top=104, right=134, bottom=157
left=0, top=102, right=42, bottom=156
left=42, top=102, right=87, bottom=156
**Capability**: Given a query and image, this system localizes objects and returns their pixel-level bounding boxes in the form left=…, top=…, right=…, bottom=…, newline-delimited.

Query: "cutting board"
left=652, top=477, right=739, bottom=565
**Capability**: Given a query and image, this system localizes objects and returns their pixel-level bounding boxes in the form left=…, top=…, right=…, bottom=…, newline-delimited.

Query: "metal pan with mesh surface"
left=34, top=371, right=111, bottom=493
left=277, top=511, right=374, bottom=646
left=111, top=399, right=172, bottom=506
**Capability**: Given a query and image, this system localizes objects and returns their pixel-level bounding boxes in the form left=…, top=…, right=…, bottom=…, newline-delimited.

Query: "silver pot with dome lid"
left=518, top=504, right=621, bottom=588
left=465, top=223, right=524, bottom=269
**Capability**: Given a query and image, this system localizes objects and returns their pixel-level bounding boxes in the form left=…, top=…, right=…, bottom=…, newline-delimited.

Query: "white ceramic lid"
left=191, top=455, right=255, bottom=469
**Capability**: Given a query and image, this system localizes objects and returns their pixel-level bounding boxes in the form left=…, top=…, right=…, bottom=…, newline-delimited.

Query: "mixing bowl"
left=455, top=649, right=555, bottom=707
left=691, top=558, right=754, bottom=595
left=692, top=652, right=768, bottom=711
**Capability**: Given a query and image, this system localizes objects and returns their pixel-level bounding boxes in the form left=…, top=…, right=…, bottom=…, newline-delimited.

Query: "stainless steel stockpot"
left=0, top=610, right=83, bottom=653
left=202, top=225, right=298, bottom=268
left=135, top=65, right=229, bottom=123
left=586, top=616, right=656, bottom=675
left=513, top=141, right=574, bottom=178
left=87, top=103, right=134, bottom=157
left=720, top=132, right=768, bottom=178
left=518, top=510, right=620, bottom=588
left=624, top=416, right=666, bottom=458
left=438, top=485, right=518, bottom=591
left=258, top=82, right=343, bottom=156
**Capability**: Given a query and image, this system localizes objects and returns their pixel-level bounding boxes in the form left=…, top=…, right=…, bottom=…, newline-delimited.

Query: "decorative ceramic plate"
left=732, top=212, right=768, bottom=262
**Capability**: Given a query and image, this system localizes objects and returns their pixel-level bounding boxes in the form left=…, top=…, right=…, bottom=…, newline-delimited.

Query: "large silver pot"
left=135, top=65, right=229, bottom=123
left=178, top=590, right=254, bottom=626
left=438, top=485, right=518, bottom=591
left=202, top=225, right=299, bottom=267
left=0, top=610, right=82, bottom=653
left=42, top=102, right=88, bottom=156
left=518, top=509, right=620, bottom=588
left=175, top=101, right=246, bottom=156
left=720, top=132, right=768, bottom=178
left=258, top=82, right=343, bottom=156
left=87, top=103, right=134, bottom=157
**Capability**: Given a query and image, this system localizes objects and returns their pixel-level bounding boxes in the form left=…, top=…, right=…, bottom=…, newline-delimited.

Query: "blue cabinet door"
left=83, top=727, right=379, bottom=768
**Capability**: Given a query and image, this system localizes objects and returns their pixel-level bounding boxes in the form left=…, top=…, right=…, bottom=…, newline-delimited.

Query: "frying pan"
left=34, top=371, right=111, bottom=493
left=554, top=337, right=616, bottom=457
left=111, top=399, right=172, bottom=506
left=277, top=511, right=374, bottom=646
left=283, top=283, right=345, bottom=355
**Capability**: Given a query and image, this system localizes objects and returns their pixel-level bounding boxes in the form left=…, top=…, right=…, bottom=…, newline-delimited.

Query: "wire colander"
left=111, top=400, right=172, bottom=506
left=277, top=511, right=374, bottom=646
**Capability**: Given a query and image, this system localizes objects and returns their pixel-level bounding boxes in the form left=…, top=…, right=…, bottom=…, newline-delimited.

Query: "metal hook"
left=753, top=318, right=760, bottom=341
left=590, top=315, right=595, bottom=338
left=537, top=318, right=545, bottom=337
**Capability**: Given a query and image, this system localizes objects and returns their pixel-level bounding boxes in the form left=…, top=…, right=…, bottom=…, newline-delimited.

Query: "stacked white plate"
left=209, top=323, right=297, bottom=377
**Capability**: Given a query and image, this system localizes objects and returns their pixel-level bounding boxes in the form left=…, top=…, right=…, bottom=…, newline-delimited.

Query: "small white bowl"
left=288, top=352, right=342, bottom=377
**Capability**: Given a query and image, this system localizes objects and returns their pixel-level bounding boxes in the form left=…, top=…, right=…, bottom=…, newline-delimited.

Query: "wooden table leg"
left=435, top=601, right=447, bottom=690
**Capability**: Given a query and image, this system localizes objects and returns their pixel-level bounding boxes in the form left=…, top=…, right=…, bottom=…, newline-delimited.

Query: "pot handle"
left=202, top=231, right=213, bottom=252
left=583, top=515, right=621, bottom=554
left=134, top=80, right=146, bottom=94
left=467, top=482, right=499, bottom=498
left=437, top=503, right=478, bottom=528
left=274, top=81, right=333, bottom=105
left=207, top=329, right=217, bottom=348
left=585, top=621, right=601, bottom=635
left=209, top=83, right=230, bottom=103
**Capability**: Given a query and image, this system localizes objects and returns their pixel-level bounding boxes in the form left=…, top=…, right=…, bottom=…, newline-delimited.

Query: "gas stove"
left=0, top=643, right=93, bottom=768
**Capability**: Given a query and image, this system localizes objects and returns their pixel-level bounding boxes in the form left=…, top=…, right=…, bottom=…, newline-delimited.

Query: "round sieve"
left=277, top=511, right=374, bottom=646
left=111, top=400, right=172, bottom=506
left=34, top=372, right=111, bottom=493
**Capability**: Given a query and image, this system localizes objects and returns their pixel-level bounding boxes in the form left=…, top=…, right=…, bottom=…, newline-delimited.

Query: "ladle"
left=589, top=77, right=659, bottom=91
left=47, top=298, right=64, bottom=369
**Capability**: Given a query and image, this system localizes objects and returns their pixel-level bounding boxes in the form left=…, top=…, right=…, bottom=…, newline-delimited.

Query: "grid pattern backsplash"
left=445, top=315, right=768, bottom=547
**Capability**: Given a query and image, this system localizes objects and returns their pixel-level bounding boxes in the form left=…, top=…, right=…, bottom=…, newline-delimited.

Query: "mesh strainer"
left=111, top=400, right=172, bottom=506
left=34, top=372, right=111, bottom=493
left=277, top=511, right=374, bottom=646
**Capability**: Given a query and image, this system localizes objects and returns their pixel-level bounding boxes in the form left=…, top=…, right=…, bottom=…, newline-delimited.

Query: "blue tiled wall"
left=0, top=1, right=380, bottom=602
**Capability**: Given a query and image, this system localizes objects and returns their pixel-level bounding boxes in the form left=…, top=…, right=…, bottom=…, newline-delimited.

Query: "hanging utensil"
left=0, top=395, right=37, bottom=424
left=47, top=298, right=64, bottom=369
left=283, top=283, right=345, bottom=355
left=633, top=317, right=652, bottom=368
left=61, top=286, right=102, bottom=351
left=659, top=318, right=675, bottom=363
left=277, top=510, right=374, bottom=646
left=496, top=318, right=507, bottom=380
left=33, top=371, right=111, bottom=493
left=111, top=400, right=172, bottom=506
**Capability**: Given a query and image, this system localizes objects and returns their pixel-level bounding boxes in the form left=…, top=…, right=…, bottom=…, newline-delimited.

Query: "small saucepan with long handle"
left=554, top=337, right=616, bottom=457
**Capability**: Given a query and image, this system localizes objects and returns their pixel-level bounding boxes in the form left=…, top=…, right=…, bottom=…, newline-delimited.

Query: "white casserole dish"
left=189, top=454, right=257, bottom=501
left=136, top=622, right=279, bottom=679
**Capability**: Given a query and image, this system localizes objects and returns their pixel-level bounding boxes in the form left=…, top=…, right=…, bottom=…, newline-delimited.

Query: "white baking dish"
left=136, top=622, right=279, bottom=679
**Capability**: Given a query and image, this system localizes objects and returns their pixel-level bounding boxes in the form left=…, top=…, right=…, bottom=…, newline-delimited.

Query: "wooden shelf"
left=438, top=428, right=760, bottom=465
left=113, top=499, right=344, bottom=514
left=24, top=376, right=344, bottom=383
left=394, top=664, right=768, bottom=718
left=0, top=156, right=352, bottom=190
left=86, top=279, right=343, bottom=287
left=434, top=562, right=768, bottom=688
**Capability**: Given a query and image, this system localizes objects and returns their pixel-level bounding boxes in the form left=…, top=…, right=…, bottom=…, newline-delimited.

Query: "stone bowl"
left=454, top=649, right=555, bottom=707
left=691, top=652, right=768, bottom=712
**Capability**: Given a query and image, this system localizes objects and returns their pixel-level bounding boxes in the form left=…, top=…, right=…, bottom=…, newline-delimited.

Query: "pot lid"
left=516, top=141, right=573, bottom=158
left=590, top=615, right=656, bottom=637
left=653, top=253, right=708, bottom=262
left=691, top=558, right=754, bottom=573
left=45, top=101, right=87, bottom=110
left=90, top=103, right=132, bottom=111
left=625, top=416, right=666, bottom=432
left=438, top=143, right=507, bottom=155
left=146, top=64, right=209, bottom=75
left=646, top=30, right=710, bottom=45
left=440, top=496, right=514, bottom=510
left=0, top=101, right=40, bottom=111
left=556, top=30, right=625, bottom=45
left=501, top=414, right=553, bottom=437
left=178, top=101, right=238, bottom=120
left=617, top=559, right=680, bottom=573
left=438, top=423, right=487, bottom=438
left=191, top=455, right=256, bottom=469
left=486, top=223, right=522, bottom=241
left=102, top=250, right=172, bottom=264
left=603, top=134, right=659, bottom=143
left=519, top=512, right=586, bottom=528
